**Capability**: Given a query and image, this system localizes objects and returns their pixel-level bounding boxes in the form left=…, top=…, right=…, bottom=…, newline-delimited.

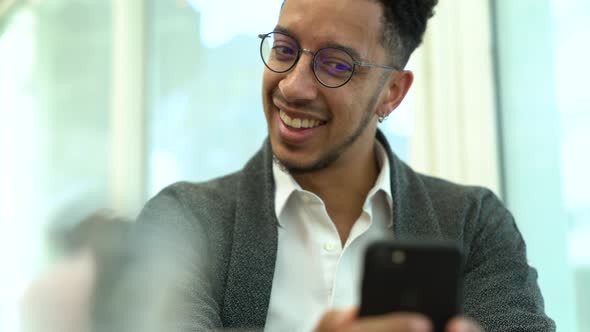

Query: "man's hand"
left=445, top=317, right=483, bottom=332
left=313, top=309, right=482, bottom=332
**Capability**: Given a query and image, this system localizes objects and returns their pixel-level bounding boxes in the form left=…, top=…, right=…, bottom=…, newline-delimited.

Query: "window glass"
left=495, top=0, right=589, bottom=330
left=0, top=2, right=112, bottom=330
left=554, top=1, right=590, bottom=330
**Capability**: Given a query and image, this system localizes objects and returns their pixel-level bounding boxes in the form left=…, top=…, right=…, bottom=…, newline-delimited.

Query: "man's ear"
left=376, top=70, right=414, bottom=118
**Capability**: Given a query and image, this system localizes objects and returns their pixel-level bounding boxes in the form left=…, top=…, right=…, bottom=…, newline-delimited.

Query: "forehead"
left=278, top=0, right=384, bottom=53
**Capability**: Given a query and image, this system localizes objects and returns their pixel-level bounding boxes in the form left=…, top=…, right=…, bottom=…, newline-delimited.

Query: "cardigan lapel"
left=376, top=130, right=444, bottom=240
left=222, top=139, right=278, bottom=329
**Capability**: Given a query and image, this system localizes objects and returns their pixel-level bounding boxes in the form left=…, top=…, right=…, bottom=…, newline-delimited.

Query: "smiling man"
left=261, top=0, right=411, bottom=245
left=130, top=0, right=555, bottom=331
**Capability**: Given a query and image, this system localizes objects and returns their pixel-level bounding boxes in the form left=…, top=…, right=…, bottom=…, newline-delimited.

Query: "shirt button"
left=324, top=242, right=337, bottom=252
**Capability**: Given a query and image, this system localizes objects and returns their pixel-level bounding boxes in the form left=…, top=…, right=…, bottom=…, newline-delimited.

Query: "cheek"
left=262, top=71, right=286, bottom=128
left=262, top=71, right=276, bottom=114
left=330, top=90, right=361, bottom=122
left=262, top=70, right=281, bottom=95
left=348, top=82, right=381, bottom=115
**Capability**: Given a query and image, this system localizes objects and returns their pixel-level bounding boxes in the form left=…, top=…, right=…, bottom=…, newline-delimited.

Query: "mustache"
left=271, top=89, right=326, bottom=115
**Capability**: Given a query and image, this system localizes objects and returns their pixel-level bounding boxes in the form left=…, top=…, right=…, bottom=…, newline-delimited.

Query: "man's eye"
left=332, top=62, right=352, bottom=72
left=273, top=46, right=296, bottom=56
left=320, top=60, right=352, bottom=74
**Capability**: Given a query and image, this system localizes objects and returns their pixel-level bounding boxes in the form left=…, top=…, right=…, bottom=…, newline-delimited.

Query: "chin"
left=273, top=148, right=339, bottom=175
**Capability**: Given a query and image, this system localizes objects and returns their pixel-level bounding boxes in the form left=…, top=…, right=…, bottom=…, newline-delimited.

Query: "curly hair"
left=280, top=0, right=438, bottom=67
left=373, top=0, right=439, bottom=67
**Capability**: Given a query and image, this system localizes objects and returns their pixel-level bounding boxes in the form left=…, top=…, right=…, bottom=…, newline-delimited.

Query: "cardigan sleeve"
left=98, top=186, right=223, bottom=332
left=461, top=190, right=556, bottom=332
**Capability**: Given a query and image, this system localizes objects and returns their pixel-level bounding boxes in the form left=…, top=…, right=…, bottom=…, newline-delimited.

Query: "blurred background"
left=0, top=0, right=588, bottom=331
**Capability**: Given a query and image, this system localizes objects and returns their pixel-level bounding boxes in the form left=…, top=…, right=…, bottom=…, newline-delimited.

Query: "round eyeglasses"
left=259, top=31, right=399, bottom=88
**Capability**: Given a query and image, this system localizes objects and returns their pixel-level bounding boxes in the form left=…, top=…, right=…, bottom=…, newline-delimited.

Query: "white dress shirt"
left=264, top=143, right=394, bottom=332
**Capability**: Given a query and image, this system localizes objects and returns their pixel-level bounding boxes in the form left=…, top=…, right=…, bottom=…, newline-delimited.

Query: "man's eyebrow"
left=273, top=25, right=292, bottom=35
left=272, top=25, right=363, bottom=61
left=320, top=43, right=362, bottom=62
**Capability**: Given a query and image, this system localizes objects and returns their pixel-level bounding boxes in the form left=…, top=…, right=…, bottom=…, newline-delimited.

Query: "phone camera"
left=391, top=250, right=406, bottom=264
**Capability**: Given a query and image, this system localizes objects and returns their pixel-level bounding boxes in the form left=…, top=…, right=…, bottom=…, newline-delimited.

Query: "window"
left=495, top=0, right=590, bottom=330
left=0, top=1, right=112, bottom=330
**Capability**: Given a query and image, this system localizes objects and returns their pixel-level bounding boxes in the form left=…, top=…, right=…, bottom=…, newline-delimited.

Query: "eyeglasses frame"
left=258, top=31, right=400, bottom=88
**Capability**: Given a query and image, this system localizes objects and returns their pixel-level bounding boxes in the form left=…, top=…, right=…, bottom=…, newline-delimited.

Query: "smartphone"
left=359, top=240, right=463, bottom=331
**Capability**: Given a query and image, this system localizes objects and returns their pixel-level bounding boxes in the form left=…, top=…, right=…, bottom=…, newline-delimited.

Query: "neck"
left=293, top=138, right=380, bottom=244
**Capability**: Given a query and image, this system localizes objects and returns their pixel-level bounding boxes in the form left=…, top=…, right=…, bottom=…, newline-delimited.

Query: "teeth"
left=279, top=110, right=322, bottom=129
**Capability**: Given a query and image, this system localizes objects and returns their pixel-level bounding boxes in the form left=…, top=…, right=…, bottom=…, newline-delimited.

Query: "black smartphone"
left=359, top=240, right=463, bottom=332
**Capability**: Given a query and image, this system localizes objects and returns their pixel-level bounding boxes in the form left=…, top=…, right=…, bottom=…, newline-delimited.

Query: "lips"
left=271, top=94, right=328, bottom=145
left=274, top=107, right=327, bottom=145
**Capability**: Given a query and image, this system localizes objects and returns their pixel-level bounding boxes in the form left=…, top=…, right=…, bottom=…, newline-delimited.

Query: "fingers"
left=347, top=312, right=433, bottom=332
left=314, top=311, right=478, bottom=332
left=313, top=308, right=358, bottom=332
left=446, top=317, right=483, bottom=332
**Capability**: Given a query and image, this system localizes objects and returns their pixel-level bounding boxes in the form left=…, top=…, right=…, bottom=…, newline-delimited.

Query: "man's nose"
left=278, top=53, right=319, bottom=103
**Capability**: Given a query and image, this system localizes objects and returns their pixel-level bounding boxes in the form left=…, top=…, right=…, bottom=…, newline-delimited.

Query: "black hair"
left=373, top=0, right=439, bottom=66
left=280, top=0, right=438, bottom=67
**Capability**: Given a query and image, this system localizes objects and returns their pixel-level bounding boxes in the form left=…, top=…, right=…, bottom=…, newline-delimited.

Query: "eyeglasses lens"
left=261, top=33, right=298, bottom=73
left=314, top=48, right=354, bottom=87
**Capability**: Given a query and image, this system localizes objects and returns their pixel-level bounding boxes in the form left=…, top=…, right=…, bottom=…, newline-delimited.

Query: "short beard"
left=274, top=76, right=388, bottom=175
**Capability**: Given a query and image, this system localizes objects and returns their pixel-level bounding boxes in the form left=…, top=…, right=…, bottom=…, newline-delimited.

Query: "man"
left=130, top=0, right=555, bottom=331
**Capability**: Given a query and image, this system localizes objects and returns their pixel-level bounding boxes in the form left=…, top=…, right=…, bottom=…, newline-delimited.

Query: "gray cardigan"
left=122, top=131, right=554, bottom=332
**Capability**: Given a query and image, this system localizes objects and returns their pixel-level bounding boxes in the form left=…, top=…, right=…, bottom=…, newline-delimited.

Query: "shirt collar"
left=368, top=141, right=394, bottom=227
left=273, top=157, right=302, bottom=224
left=272, top=141, right=394, bottom=226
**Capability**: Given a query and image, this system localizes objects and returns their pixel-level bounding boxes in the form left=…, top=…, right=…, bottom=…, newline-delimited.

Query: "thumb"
left=314, top=308, right=358, bottom=332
